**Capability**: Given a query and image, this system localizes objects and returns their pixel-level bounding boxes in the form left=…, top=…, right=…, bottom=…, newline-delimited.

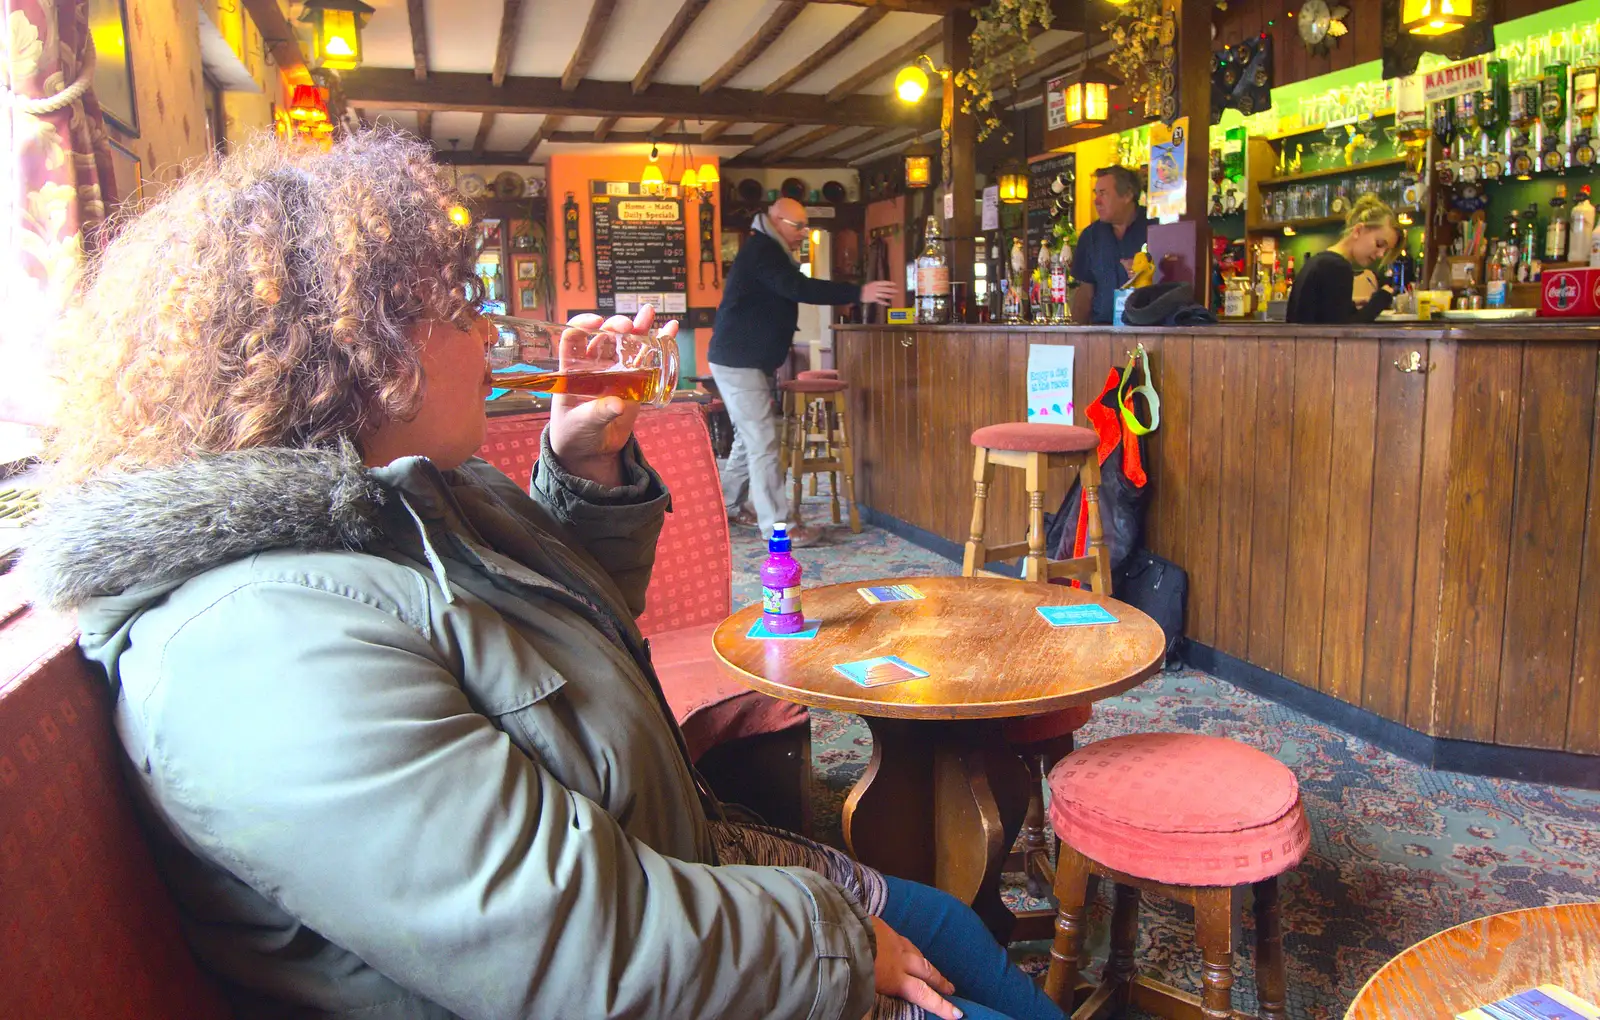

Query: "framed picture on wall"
left=87, top=0, right=139, bottom=135
left=105, top=135, right=143, bottom=207
left=511, top=254, right=542, bottom=315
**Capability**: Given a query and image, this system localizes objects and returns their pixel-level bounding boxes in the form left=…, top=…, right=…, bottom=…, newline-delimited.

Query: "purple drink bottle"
left=761, top=524, right=804, bottom=634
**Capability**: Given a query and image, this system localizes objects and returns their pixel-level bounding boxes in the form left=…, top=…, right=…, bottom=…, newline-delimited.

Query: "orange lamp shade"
left=289, top=84, right=329, bottom=122
left=996, top=165, right=1028, bottom=204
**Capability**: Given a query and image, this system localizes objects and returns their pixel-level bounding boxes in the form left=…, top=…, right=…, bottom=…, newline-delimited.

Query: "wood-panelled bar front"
left=834, top=321, right=1600, bottom=776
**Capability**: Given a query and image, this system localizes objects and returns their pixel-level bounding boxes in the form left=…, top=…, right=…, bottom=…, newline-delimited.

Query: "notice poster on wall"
left=591, top=181, right=688, bottom=315
left=1026, top=344, right=1075, bottom=421
left=1146, top=117, right=1188, bottom=221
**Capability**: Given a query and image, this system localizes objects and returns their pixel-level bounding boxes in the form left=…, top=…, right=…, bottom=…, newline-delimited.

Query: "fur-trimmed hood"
left=23, top=445, right=389, bottom=611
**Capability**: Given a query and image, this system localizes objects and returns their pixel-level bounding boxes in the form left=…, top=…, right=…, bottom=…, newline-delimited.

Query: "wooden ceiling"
left=343, top=0, right=1087, bottom=167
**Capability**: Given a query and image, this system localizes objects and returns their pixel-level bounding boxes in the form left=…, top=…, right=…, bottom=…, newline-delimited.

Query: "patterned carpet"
left=728, top=487, right=1600, bottom=1020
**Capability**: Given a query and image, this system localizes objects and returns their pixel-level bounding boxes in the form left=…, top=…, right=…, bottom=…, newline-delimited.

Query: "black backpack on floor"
left=1111, top=549, right=1188, bottom=666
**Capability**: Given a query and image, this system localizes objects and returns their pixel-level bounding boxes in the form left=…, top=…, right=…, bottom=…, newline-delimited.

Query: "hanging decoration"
left=1297, top=0, right=1350, bottom=56
left=958, top=0, right=1055, bottom=143
left=1380, top=0, right=1492, bottom=78
left=562, top=192, right=583, bottom=290
left=1212, top=33, right=1274, bottom=121
left=1105, top=0, right=1178, bottom=125
left=699, top=202, right=718, bottom=288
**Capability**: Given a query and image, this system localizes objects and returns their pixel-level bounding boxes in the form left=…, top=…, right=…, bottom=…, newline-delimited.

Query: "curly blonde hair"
left=47, top=130, right=484, bottom=484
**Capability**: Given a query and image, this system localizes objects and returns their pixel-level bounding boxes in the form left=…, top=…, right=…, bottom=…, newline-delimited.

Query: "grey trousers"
left=710, top=363, right=788, bottom=538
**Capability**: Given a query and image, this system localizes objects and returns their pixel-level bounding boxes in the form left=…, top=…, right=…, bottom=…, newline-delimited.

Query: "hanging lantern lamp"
left=996, top=161, right=1029, bottom=204
left=289, top=84, right=329, bottom=122
left=298, top=0, right=374, bottom=71
left=895, top=64, right=930, bottom=104
left=1402, top=0, right=1471, bottom=35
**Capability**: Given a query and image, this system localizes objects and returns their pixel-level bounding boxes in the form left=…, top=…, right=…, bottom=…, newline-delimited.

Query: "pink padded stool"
left=778, top=378, right=859, bottom=532
left=797, top=369, right=840, bottom=380
left=1042, top=733, right=1310, bottom=1020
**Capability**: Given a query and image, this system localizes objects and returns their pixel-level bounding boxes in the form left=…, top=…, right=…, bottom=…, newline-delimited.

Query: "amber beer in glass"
left=486, top=314, right=680, bottom=407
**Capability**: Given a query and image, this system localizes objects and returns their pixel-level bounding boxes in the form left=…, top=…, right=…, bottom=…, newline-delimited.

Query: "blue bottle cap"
left=768, top=523, right=791, bottom=553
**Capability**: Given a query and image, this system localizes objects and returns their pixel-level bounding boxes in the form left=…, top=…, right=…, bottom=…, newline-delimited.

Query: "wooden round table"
left=713, top=575, right=1165, bottom=937
left=1346, top=902, right=1600, bottom=1018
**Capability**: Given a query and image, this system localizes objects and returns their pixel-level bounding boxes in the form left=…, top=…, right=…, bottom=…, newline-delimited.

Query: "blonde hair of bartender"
left=1335, top=194, right=1400, bottom=270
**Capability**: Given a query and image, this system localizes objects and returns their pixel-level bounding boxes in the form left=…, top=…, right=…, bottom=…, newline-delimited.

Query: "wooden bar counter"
left=832, top=320, right=1600, bottom=777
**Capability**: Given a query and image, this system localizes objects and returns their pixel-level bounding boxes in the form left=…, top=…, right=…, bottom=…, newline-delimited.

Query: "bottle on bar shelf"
left=1521, top=204, right=1542, bottom=280
left=1486, top=242, right=1508, bottom=308
left=915, top=215, right=950, bottom=325
left=1032, top=240, right=1052, bottom=324
left=1572, top=184, right=1596, bottom=264
left=1049, top=246, right=1069, bottom=324
left=1547, top=184, right=1569, bottom=261
left=1430, top=245, right=1455, bottom=306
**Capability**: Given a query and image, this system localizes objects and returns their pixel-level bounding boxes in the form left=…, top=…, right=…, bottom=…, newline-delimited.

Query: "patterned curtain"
left=1, top=0, right=117, bottom=428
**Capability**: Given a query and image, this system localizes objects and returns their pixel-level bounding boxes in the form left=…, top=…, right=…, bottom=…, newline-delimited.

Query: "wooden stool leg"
left=1253, top=878, right=1288, bottom=1020
left=1102, top=883, right=1141, bottom=1008
left=1024, top=452, right=1048, bottom=583
left=1019, top=732, right=1074, bottom=899
left=778, top=391, right=794, bottom=480
left=1043, top=845, right=1093, bottom=1007
left=1079, top=454, right=1112, bottom=595
left=788, top=394, right=805, bottom=523
left=830, top=471, right=841, bottom=523
left=1196, top=887, right=1241, bottom=1020
left=835, top=397, right=860, bottom=533
left=807, top=400, right=820, bottom=496
left=962, top=448, right=992, bottom=576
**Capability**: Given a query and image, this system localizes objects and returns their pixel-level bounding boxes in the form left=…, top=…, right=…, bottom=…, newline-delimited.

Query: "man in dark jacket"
left=709, top=197, right=895, bottom=546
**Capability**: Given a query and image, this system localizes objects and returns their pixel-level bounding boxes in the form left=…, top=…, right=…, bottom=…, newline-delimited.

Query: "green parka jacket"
left=22, top=433, right=876, bottom=1020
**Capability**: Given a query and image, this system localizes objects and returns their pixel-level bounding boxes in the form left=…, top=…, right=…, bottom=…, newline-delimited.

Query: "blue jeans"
left=880, top=875, right=1067, bottom=1020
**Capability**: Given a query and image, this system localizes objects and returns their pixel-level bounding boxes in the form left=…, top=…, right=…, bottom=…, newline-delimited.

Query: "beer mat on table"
left=858, top=584, right=926, bottom=604
left=746, top=618, right=821, bottom=640
left=834, top=656, right=929, bottom=688
left=1037, top=604, right=1118, bottom=627
left=1457, top=986, right=1600, bottom=1020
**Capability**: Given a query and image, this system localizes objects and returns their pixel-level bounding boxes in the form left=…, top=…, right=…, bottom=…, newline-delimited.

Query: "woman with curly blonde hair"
left=24, top=132, right=1064, bottom=1020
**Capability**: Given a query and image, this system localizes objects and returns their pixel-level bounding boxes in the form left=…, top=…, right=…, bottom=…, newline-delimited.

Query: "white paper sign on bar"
left=982, top=185, right=1000, bottom=231
left=1046, top=76, right=1068, bottom=130
left=1026, top=344, right=1075, bottom=422
left=1422, top=56, right=1487, bottom=103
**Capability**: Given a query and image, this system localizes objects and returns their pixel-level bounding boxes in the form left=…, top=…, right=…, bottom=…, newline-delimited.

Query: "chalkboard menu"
left=590, top=180, right=688, bottom=315
left=1026, top=152, right=1075, bottom=244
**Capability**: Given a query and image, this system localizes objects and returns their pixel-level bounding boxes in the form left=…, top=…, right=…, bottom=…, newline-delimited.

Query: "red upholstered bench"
left=480, top=404, right=811, bottom=832
left=0, top=574, right=233, bottom=1019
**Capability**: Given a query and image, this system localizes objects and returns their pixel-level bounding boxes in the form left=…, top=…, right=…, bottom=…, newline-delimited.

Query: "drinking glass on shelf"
left=486, top=314, right=680, bottom=406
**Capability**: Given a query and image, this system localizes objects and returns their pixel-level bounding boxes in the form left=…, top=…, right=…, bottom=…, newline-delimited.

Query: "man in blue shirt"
left=1070, top=166, right=1148, bottom=325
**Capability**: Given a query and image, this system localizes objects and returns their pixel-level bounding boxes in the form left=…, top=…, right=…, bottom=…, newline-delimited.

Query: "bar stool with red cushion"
left=963, top=420, right=1110, bottom=898
left=791, top=371, right=840, bottom=496
left=779, top=377, right=860, bottom=532
left=1042, top=733, right=1310, bottom=1019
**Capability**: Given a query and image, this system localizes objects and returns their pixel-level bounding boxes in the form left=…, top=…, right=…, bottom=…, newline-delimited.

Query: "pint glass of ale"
left=486, top=314, right=680, bottom=407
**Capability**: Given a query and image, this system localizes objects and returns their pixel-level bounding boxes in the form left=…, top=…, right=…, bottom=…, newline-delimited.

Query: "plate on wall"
left=459, top=174, right=488, bottom=199
left=494, top=171, right=526, bottom=199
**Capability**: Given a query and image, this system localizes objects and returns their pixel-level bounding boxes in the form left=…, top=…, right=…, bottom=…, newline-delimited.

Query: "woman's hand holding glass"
left=547, top=306, right=679, bottom=488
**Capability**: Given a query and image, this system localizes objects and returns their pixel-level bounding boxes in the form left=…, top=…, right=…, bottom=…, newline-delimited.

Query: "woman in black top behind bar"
left=1286, top=195, right=1401, bottom=324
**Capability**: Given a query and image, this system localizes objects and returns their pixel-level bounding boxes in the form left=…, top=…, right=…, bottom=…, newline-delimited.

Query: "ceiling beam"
left=519, top=115, right=559, bottom=161
left=837, top=126, right=918, bottom=161
left=562, top=0, right=619, bottom=91
left=809, top=0, right=966, bottom=12
left=763, top=124, right=844, bottom=161
left=417, top=110, right=433, bottom=140
left=649, top=118, right=678, bottom=137
left=490, top=0, right=526, bottom=87
left=472, top=112, right=496, bottom=156
left=593, top=117, right=619, bottom=142
left=700, top=1, right=804, bottom=94
left=440, top=141, right=758, bottom=165
left=764, top=7, right=886, bottom=96
left=720, top=157, right=858, bottom=169
left=341, top=68, right=926, bottom=127
left=632, top=0, right=712, bottom=94
left=824, top=21, right=941, bottom=103
left=751, top=123, right=789, bottom=146
left=701, top=120, right=734, bottom=142
left=548, top=130, right=751, bottom=145
left=240, top=0, right=306, bottom=75
left=405, top=0, right=429, bottom=81
left=809, top=127, right=871, bottom=157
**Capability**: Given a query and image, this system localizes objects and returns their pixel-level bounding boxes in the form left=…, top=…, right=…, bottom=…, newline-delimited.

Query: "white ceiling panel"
left=430, top=111, right=482, bottom=148
left=655, top=0, right=783, bottom=88
left=486, top=112, right=547, bottom=150
left=561, top=116, right=604, bottom=132
left=356, top=0, right=415, bottom=69
left=779, top=12, right=940, bottom=95
left=504, top=0, right=598, bottom=78
left=374, top=110, right=420, bottom=133
left=584, top=0, right=678, bottom=82
left=724, top=3, right=856, bottom=92
left=615, top=117, right=661, bottom=132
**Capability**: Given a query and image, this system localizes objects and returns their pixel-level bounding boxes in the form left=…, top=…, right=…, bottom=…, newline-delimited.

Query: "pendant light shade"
left=298, top=0, right=374, bottom=70
left=996, top=161, right=1029, bottom=204
left=1402, top=0, right=1471, bottom=35
left=895, top=64, right=930, bottom=104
